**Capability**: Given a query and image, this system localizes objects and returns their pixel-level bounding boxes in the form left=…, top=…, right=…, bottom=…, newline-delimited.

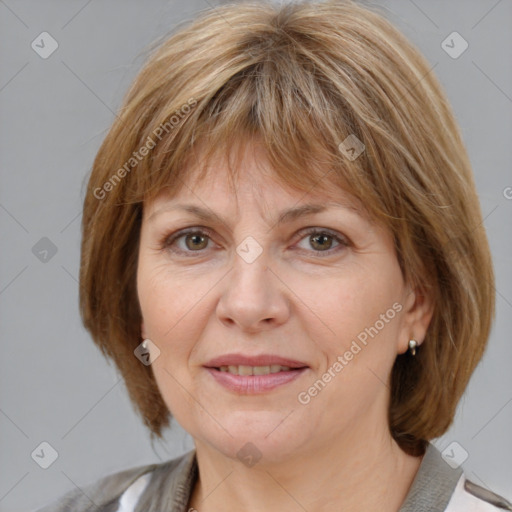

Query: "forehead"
left=145, top=140, right=369, bottom=222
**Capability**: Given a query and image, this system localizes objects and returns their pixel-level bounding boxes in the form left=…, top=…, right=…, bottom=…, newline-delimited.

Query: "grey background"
left=0, top=1, right=511, bottom=510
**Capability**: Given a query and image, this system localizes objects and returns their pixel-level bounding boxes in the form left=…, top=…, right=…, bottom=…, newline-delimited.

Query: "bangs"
left=121, top=44, right=383, bottom=225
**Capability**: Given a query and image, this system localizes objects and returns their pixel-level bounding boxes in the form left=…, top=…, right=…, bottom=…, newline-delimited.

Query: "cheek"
left=137, top=263, right=205, bottom=419
left=137, top=258, right=216, bottom=376
left=301, top=262, right=404, bottom=367
left=138, top=258, right=201, bottom=336
left=301, top=272, right=403, bottom=410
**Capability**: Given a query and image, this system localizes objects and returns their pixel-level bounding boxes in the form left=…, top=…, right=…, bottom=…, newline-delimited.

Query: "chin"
left=192, top=409, right=314, bottom=466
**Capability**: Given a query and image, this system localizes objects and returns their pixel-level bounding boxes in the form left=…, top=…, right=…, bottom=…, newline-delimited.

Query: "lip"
left=205, top=367, right=308, bottom=394
left=203, top=353, right=310, bottom=394
left=203, top=353, right=309, bottom=369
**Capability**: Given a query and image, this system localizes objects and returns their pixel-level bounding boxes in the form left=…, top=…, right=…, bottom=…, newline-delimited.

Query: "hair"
left=79, top=0, right=495, bottom=456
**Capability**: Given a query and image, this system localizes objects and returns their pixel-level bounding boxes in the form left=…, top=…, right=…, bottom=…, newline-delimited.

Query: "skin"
left=137, top=140, right=434, bottom=511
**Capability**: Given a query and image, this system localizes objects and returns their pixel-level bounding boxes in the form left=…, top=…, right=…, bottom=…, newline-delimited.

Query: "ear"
left=397, top=284, right=434, bottom=354
left=141, top=321, right=148, bottom=340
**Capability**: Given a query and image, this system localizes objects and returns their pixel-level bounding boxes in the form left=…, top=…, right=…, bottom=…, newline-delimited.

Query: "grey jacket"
left=34, top=442, right=511, bottom=511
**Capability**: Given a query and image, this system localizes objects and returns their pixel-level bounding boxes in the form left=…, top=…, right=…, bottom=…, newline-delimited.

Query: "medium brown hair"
left=79, top=0, right=495, bottom=456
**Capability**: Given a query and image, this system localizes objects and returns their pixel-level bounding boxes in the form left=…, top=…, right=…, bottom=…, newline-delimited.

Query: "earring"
left=142, top=339, right=150, bottom=350
left=408, top=339, right=418, bottom=356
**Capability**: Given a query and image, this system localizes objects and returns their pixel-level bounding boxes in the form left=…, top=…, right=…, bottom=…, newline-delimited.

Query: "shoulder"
left=445, top=475, right=512, bottom=511
left=399, top=442, right=512, bottom=512
left=33, top=464, right=157, bottom=512
left=32, top=451, right=193, bottom=512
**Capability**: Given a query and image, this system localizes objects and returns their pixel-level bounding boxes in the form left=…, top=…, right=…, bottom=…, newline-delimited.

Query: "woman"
left=36, top=0, right=511, bottom=510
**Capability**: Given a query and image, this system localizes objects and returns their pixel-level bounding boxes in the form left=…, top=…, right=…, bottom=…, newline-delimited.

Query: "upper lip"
left=204, top=353, right=309, bottom=369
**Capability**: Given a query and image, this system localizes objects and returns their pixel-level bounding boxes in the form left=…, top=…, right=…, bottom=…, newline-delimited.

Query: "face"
left=137, top=140, right=432, bottom=464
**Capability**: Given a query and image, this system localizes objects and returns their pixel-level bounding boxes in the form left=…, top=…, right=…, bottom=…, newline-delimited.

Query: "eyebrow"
left=147, top=201, right=363, bottom=226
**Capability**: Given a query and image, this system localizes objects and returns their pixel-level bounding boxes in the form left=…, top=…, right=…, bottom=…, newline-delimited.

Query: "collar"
left=132, top=442, right=462, bottom=512
left=133, top=448, right=198, bottom=512
left=399, top=442, right=463, bottom=512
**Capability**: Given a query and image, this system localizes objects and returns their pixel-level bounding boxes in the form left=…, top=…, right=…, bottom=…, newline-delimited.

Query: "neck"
left=188, top=426, right=423, bottom=512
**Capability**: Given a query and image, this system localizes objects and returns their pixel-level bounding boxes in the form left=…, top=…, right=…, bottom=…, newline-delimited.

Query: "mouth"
left=215, top=364, right=301, bottom=375
left=203, top=354, right=309, bottom=394
left=204, top=353, right=308, bottom=369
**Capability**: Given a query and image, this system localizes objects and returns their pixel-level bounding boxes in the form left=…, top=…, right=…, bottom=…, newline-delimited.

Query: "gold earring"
left=408, top=339, right=418, bottom=356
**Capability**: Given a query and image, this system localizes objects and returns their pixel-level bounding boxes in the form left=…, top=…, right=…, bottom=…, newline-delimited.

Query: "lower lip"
left=205, top=367, right=308, bottom=393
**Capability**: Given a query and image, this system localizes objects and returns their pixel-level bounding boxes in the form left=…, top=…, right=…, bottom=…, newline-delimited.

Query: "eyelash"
left=158, top=226, right=350, bottom=258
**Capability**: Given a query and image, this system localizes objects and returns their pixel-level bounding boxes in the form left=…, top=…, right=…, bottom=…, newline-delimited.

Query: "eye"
left=294, top=227, right=349, bottom=256
left=159, top=227, right=214, bottom=256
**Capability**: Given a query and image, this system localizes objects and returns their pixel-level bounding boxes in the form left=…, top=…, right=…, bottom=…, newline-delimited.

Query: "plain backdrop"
left=0, top=0, right=511, bottom=510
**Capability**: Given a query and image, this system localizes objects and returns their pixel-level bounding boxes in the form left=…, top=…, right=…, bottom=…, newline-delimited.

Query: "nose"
left=216, top=249, right=290, bottom=333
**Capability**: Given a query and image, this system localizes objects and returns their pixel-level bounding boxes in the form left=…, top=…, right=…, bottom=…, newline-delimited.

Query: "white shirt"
left=115, top=472, right=152, bottom=512
left=445, top=475, right=507, bottom=511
